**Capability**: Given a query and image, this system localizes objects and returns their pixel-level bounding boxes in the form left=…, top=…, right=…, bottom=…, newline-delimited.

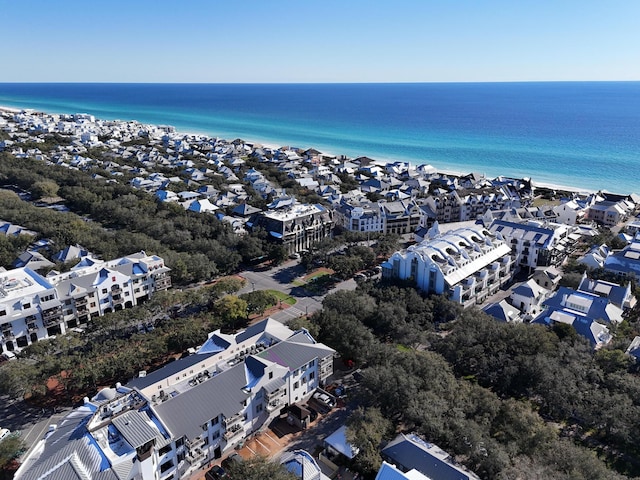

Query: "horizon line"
left=1, top=80, right=640, bottom=86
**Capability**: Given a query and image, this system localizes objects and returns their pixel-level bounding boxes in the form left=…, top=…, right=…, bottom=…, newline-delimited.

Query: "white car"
left=312, top=391, right=336, bottom=408
left=0, top=428, right=11, bottom=442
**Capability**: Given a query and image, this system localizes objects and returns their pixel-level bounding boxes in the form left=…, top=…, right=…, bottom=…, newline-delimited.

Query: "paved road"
left=0, top=395, right=73, bottom=462
left=238, top=261, right=357, bottom=325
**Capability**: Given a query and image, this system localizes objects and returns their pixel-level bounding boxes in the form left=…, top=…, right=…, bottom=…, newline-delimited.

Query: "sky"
left=1, top=0, right=639, bottom=83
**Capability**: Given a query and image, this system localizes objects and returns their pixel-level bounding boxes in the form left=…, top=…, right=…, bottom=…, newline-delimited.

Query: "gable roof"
left=153, top=362, right=251, bottom=440
left=381, top=433, right=479, bottom=480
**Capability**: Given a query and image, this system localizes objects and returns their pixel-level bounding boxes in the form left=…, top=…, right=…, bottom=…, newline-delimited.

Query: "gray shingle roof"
left=153, top=362, right=250, bottom=440
left=257, top=337, right=334, bottom=371
left=125, top=352, right=215, bottom=390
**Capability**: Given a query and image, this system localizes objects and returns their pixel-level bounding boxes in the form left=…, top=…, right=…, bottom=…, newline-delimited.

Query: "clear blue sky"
left=2, top=0, right=639, bottom=83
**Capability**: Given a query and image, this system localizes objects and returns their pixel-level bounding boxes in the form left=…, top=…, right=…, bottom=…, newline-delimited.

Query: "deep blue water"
left=0, top=82, right=638, bottom=193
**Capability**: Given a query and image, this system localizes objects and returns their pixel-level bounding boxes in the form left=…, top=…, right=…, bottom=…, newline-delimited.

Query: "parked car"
left=205, top=465, right=227, bottom=480
left=312, top=391, right=336, bottom=409
left=1, top=351, right=16, bottom=362
left=221, top=452, right=244, bottom=471
left=0, top=428, right=11, bottom=442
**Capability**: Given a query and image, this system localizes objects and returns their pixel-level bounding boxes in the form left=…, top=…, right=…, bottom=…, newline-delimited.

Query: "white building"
left=16, top=320, right=335, bottom=480
left=0, top=252, right=171, bottom=354
left=382, top=225, right=513, bottom=308
left=489, top=219, right=577, bottom=271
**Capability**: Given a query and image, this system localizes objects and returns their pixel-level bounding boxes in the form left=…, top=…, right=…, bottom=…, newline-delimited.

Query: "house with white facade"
left=382, top=225, right=513, bottom=308
left=380, top=433, right=480, bottom=480
left=533, top=284, right=628, bottom=348
left=248, top=204, right=334, bottom=254
left=16, top=320, right=335, bottom=480
left=489, top=219, right=576, bottom=271
left=0, top=252, right=170, bottom=354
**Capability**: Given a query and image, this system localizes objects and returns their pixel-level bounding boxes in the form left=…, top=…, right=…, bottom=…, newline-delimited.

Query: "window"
left=309, top=371, right=315, bottom=380
left=102, top=289, right=107, bottom=294
left=23, top=303, right=31, bottom=309
left=203, top=436, right=209, bottom=446
left=90, top=302, right=96, bottom=308
left=0, top=311, right=6, bottom=316
left=212, top=431, right=220, bottom=440
left=202, top=423, right=208, bottom=431
left=159, top=444, right=172, bottom=456
left=301, top=376, right=307, bottom=385
left=160, top=460, right=174, bottom=473
left=256, top=404, right=263, bottom=414
left=294, top=382, right=299, bottom=389
left=269, top=372, right=273, bottom=379
left=211, top=416, right=219, bottom=426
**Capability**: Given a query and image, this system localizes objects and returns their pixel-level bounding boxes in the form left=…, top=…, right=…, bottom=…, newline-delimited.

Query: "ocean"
left=0, top=82, right=638, bottom=194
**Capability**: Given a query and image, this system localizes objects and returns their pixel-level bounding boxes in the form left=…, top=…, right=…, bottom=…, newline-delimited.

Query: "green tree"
left=225, top=455, right=296, bottom=480
left=240, top=290, right=278, bottom=316
left=0, top=434, right=25, bottom=470
left=30, top=180, right=59, bottom=199
left=214, top=295, right=249, bottom=328
left=346, top=407, right=393, bottom=477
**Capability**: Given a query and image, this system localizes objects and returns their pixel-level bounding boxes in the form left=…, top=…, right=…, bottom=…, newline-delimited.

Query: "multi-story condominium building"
left=488, top=219, right=576, bottom=271
left=248, top=203, right=334, bottom=254
left=423, top=188, right=511, bottom=225
left=586, top=198, right=635, bottom=227
left=15, top=319, right=336, bottom=480
left=334, top=199, right=384, bottom=233
left=0, top=252, right=170, bottom=354
left=381, top=226, right=514, bottom=308
left=334, top=199, right=423, bottom=235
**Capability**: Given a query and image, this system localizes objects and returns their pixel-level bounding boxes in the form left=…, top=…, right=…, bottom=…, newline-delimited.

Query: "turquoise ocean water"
left=0, top=82, right=638, bottom=194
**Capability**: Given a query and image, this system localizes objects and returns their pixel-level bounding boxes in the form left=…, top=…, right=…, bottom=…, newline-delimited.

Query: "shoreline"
left=0, top=103, right=624, bottom=197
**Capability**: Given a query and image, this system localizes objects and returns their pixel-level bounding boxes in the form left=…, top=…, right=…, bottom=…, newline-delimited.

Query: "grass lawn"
left=266, top=289, right=297, bottom=306
left=532, top=197, right=561, bottom=207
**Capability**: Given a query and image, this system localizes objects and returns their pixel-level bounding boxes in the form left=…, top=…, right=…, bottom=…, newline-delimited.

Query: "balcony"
left=112, top=296, right=124, bottom=305
left=75, top=297, right=88, bottom=307
left=186, top=449, right=205, bottom=464
left=223, top=413, right=243, bottom=429
left=266, top=388, right=284, bottom=402
left=266, top=399, right=283, bottom=412
left=111, top=286, right=122, bottom=295
left=2, top=331, right=14, bottom=340
left=186, top=436, right=205, bottom=450
left=25, top=315, right=37, bottom=322
left=223, top=425, right=244, bottom=441
left=28, top=324, right=39, bottom=333
left=43, top=316, right=62, bottom=327
left=154, top=275, right=172, bottom=290
left=42, top=307, right=62, bottom=320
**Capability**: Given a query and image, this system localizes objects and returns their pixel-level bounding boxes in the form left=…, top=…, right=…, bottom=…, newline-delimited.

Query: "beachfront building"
left=16, top=320, right=336, bottom=480
left=0, top=252, right=171, bottom=354
left=586, top=200, right=632, bottom=227
left=381, top=225, right=513, bottom=308
left=247, top=203, right=334, bottom=254
left=488, top=219, right=576, bottom=271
